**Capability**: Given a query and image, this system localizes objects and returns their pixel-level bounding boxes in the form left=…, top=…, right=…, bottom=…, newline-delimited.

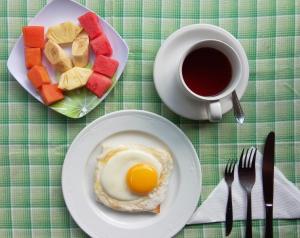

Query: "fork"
left=224, top=159, right=237, bottom=236
left=238, top=148, right=257, bottom=238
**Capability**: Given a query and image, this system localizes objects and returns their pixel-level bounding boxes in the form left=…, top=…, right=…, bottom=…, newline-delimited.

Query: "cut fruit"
left=78, top=12, right=102, bottom=39
left=46, top=21, right=83, bottom=44
left=59, top=67, right=93, bottom=91
left=90, top=34, right=112, bottom=56
left=39, top=84, right=64, bottom=105
left=22, top=26, right=44, bottom=48
left=86, top=73, right=112, bottom=97
left=25, top=47, right=41, bottom=69
left=93, top=55, right=119, bottom=77
left=44, top=40, right=73, bottom=73
left=27, top=65, right=51, bottom=89
left=72, top=32, right=89, bottom=67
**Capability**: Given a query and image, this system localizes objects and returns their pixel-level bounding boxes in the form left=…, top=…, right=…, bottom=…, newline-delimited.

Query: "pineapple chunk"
left=72, top=32, right=89, bottom=67
left=44, top=40, right=72, bottom=73
left=46, top=21, right=82, bottom=44
left=59, top=67, right=92, bottom=91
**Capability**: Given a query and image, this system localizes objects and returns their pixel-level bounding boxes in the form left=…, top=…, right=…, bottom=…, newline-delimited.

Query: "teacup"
left=178, top=39, right=242, bottom=122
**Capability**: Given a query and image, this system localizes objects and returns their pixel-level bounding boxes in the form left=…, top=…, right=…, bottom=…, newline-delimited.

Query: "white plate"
left=153, top=24, right=249, bottom=120
left=62, top=110, right=201, bottom=238
left=7, top=0, right=128, bottom=118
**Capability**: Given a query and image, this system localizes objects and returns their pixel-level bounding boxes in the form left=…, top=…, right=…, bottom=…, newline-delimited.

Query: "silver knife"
left=262, top=131, right=275, bottom=238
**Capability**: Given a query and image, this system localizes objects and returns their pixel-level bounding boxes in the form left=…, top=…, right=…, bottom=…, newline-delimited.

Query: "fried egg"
left=94, top=144, right=173, bottom=213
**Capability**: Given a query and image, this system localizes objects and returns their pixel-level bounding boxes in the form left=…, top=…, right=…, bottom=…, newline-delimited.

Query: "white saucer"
left=153, top=24, right=249, bottom=120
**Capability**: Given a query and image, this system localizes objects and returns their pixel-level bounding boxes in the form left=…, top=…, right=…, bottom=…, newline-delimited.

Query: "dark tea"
left=182, top=47, right=232, bottom=96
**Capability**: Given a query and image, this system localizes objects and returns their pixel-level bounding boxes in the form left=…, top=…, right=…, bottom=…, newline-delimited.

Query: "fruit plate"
left=7, top=0, right=129, bottom=118
left=62, top=110, right=201, bottom=238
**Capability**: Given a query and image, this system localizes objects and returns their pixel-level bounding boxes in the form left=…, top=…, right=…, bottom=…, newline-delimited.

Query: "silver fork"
left=238, top=148, right=257, bottom=238
left=224, top=159, right=237, bottom=236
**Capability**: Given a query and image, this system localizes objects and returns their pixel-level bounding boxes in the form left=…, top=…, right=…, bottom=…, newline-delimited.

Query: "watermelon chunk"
left=93, top=55, right=119, bottom=78
left=90, top=34, right=112, bottom=56
left=86, top=73, right=112, bottom=97
left=78, top=12, right=102, bottom=39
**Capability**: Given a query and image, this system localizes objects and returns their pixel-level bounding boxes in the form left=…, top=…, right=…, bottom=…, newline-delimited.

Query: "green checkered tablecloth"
left=1, top=0, right=299, bottom=237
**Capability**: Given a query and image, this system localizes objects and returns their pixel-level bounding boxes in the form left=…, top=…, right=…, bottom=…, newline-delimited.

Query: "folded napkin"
left=188, top=149, right=300, bottom=224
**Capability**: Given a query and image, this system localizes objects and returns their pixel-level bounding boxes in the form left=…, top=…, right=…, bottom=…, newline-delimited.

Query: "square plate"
left=7, top=0, right=129, bottom=118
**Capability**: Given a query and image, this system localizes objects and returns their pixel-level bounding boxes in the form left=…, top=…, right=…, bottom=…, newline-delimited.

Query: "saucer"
left=153, top=24, right=249, bottom=120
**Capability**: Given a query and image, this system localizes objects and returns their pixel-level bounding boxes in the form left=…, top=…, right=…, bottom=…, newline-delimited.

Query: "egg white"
left=94, top=144, right=173, bottom=213
left=100, top=149, right=162, bottom=201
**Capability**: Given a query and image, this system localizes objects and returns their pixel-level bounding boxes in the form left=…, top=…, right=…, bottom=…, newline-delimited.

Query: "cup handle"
left=207, top=101, right=222, bottom=122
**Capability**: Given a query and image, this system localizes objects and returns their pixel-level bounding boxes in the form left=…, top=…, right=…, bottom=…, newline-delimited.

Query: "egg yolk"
left=126, top=164, right=158, bottom=195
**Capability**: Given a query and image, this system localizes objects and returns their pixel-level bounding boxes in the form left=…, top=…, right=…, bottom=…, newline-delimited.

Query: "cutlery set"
left=225, top=132, right=275, bottom=238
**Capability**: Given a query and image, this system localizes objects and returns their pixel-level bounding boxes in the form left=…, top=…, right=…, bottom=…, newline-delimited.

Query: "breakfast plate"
left=62, top=110, right=201, bottom=238
left=153, top=24, right=249, bottom=120
left=7, top=0, right=128, bottom=118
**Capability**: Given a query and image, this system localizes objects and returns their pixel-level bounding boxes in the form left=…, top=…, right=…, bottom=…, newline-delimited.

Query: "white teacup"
left=178, top=40, right=242, bottom=122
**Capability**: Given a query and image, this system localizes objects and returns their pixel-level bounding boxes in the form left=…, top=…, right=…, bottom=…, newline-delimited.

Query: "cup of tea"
left=178, top=40, right=242, bottom=122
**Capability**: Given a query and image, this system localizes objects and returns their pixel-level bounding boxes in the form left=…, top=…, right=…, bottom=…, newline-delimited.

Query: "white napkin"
left=188, top=149, right=300, bottom=224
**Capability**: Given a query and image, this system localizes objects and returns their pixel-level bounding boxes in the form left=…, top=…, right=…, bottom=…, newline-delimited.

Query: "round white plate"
left=62, top=110, right=201, bottom=238
left=153, top=24, right=249, bottom=120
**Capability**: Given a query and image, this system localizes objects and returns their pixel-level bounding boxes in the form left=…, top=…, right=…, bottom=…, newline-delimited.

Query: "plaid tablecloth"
left=1, top=0, right=299, bottom=237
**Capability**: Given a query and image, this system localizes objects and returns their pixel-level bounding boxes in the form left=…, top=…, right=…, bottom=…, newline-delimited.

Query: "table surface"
left=1, top=0, right=299, bottom=237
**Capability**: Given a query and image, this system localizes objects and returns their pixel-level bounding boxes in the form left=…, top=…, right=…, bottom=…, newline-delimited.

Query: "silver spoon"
left=232, top=90, right=245, bottom=124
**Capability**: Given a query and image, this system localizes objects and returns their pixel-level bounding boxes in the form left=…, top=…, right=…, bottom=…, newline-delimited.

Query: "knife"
left=262, top=131, right=275, bottom=238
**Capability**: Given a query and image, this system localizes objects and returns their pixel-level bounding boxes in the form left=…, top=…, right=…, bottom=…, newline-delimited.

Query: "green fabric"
left=1, top=0, right=299, bottom=237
